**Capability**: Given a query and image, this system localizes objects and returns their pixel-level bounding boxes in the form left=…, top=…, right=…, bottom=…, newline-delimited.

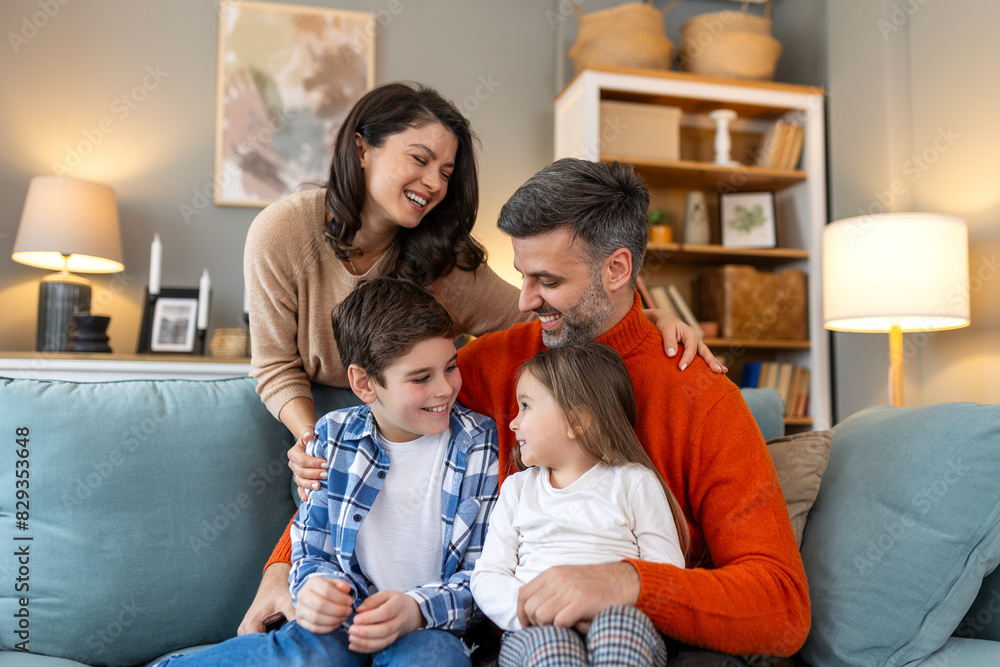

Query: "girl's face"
left=356, top=122, right=458, bottom=234
left=510, top=370, right=583, bottom=471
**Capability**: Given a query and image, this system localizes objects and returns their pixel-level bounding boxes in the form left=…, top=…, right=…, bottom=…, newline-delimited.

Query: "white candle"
left=149, top=234, right=162, bottom=296
left=197, top=269, right=211, bottom=330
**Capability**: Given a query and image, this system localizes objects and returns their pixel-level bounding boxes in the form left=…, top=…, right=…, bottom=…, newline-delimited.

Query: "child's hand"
left=347, top=590, right=425, bottom=653
left=295, top=577, right=354, bottom=634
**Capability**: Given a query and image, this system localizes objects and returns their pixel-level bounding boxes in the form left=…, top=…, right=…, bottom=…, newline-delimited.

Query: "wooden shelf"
left=645, top=242, right=808, bottom=265
left=704, top=338, right=811, bottom=350
left=603, top=155, right=807, bottom=192
left=556, top=68, right=830, bottom=429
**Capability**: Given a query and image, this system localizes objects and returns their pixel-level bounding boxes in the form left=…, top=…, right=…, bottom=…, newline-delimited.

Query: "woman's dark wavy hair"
left=323, top=82, right=485, bottom=286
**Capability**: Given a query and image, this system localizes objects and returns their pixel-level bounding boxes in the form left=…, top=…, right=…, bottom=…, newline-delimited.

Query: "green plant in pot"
left=648, top=208, right=673, bottom=244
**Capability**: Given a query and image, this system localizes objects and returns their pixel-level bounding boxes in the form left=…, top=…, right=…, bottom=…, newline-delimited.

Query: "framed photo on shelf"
left=142, top=288, right=200, bottom=353
left=720, top=191, right=777, bottom=248
left=214, top=1, right=375, bottom=208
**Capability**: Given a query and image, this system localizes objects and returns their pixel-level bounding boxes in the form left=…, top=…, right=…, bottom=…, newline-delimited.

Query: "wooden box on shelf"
left=697, top=264, right=807, bottom=340
left=599, top=100, right=681, bottom=162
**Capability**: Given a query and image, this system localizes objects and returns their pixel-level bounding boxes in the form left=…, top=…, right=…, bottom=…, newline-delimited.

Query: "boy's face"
left=368, top=337, right=462, bottom=442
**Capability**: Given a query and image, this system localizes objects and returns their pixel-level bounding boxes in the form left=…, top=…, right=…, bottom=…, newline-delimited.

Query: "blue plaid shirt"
left=289, top=402, right=499, bottom=633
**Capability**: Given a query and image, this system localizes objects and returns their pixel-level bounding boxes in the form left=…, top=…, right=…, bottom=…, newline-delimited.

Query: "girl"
left=471, top=342, right=688, bottom=667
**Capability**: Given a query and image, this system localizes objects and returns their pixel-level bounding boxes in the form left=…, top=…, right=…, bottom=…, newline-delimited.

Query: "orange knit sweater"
left=265, top=294, right=810, bottom=654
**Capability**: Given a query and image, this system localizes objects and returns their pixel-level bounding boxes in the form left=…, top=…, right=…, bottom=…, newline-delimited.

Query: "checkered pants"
left=498, top=605, right=667, bottom=667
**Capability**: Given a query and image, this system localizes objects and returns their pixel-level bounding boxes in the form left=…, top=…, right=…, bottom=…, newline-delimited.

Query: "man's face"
left=511, top=227, right=614, bottom=348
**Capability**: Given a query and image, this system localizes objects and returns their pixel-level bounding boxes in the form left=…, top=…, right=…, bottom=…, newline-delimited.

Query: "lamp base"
left=37, top=271, right=92, bottom=352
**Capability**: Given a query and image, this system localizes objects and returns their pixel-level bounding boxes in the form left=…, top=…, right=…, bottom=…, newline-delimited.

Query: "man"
left=246, top=159, right=809, bottom=664
left=455, top=159, right=809, bottom=664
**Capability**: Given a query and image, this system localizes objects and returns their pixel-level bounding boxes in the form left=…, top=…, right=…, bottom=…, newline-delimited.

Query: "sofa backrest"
left=0, top=376, right=296, bottom=666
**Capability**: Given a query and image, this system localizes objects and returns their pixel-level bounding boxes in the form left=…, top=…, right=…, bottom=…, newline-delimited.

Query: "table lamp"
left=11, top=176, right=124, bottom=352
left=823, top=213, right=970, bottom=407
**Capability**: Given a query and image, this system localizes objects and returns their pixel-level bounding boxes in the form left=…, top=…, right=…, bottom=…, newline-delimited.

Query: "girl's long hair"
left=323, top=82, right=485, bottom=287
left=518, top=342, right=690, bottom=555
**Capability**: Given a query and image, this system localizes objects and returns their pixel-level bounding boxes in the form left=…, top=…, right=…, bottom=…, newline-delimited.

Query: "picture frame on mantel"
left=137, top=287, right=200, bottom=354
left=214, top=1, right=375, bottom=208
left=720, top=191, right=778, bottom=249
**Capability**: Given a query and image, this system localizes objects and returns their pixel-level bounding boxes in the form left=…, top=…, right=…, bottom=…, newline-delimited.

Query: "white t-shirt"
left=471, top=462, right=685, bottom=631
left=354, top=428, right=448, bottom=594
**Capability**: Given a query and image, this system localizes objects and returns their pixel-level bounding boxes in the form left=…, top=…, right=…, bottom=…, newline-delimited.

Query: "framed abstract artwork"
left=214, top=1, right=375, bottom=207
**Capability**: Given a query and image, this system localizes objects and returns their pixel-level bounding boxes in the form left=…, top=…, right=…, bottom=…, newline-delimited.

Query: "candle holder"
left=709, top=109, right=739, bottom=167
left=136, top=288, right=158, bottom=354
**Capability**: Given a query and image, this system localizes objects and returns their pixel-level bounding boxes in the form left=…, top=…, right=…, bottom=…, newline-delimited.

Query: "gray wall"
left=0, top=0, right=827, bottom=355
left=827, top=0, right=1000, bottom=419
left=0, top=0, right=557, bottom=352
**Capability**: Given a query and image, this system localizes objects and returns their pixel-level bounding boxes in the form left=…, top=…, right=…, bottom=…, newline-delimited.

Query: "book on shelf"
left=665, top=284, right=704, bottom=336
left=756, top=114, right=805, bottom=171
left=738, top=361, right=810, bottom=418
left=648, top=286, right=681, bottom=319
left=635, top=276, right=655, bottom=309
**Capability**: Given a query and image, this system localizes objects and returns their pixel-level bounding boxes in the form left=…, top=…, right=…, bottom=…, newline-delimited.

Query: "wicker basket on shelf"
left=569, top=0, right=681, bottom=73
left=210, top=328, right=249, bottom=358
left=678, top=0, right=782, bottom=80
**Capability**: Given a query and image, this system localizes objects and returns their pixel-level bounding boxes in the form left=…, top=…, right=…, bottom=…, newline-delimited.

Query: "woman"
left=240, top=81, right=723, bottom=634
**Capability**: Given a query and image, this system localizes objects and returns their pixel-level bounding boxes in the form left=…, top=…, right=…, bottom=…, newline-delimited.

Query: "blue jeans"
left=151, top=620, right=471, bottom=667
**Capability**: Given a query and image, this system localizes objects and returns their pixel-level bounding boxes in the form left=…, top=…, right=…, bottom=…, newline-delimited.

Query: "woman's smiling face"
left=356, top=122, right=458, bottom=233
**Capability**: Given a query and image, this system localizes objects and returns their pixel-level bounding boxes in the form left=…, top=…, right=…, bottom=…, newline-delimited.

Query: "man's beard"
left=539, top=275, right=614, bottom=348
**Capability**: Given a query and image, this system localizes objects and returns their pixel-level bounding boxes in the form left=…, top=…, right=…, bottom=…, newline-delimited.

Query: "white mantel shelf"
left=0, top=352, right=251, bottom=382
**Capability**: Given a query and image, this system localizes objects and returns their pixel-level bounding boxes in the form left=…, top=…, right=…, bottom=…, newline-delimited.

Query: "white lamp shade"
left=12, top=176, right=124, bottom=273
left=823, top=213, right=970, bottom=332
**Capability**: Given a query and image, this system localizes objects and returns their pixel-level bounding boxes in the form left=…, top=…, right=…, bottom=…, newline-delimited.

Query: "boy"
left=154, top=277, right=499, bottom=666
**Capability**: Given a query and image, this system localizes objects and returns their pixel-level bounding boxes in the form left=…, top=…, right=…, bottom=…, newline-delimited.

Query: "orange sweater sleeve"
left=624, top=384, right=810, bottom=656
left=264, top=513, right=295, bottom=572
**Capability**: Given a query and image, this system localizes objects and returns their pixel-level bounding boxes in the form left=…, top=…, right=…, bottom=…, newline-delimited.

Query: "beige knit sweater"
left=243, top=187, right=525, bottom=419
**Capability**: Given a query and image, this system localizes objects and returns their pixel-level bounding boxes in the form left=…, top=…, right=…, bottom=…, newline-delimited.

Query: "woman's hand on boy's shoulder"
left=288, top=428, right=329, bottom=503
left=347, top=590, right=425, bottom=653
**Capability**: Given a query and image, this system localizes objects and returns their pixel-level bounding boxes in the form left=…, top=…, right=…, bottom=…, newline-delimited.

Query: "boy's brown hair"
left=331, top=277, right=457, bottom=385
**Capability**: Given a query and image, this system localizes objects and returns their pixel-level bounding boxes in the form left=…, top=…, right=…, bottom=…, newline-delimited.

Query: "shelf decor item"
left=68, top=313, right=112, bottom=353
left=720, top=190, right=777, bottom=248
left=215, top=1, right=375, bottom=207
left=678, top=0, right=782, bottom=80
left=11, top=176, right=125, bottom=353
left=149, top=288, right=201, bottom=354
left=568, top=0, right=680, bottom=73
left=823, top=213, right=970, bottom=407
left=698, top=264, right=807, bottom=340
left=683, top=191, right=711, bottom=245
left=709, top=109, right=739, bottom=166
left=648, top=208, right=673, bottom=244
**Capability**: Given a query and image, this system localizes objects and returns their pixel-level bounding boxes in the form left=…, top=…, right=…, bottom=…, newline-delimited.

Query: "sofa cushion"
left=740, top=387, right=784, bottom=441
left=954, top=564, right=1000, bottom=640
left=799, top=402, right=1000, bottom=667
left=766, top=430, right=832, bottom=548
left=0, top=377, right=296, bottom=667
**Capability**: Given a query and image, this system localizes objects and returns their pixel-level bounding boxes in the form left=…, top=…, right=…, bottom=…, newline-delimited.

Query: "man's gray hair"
left=497, top=158, right=650, bottom=285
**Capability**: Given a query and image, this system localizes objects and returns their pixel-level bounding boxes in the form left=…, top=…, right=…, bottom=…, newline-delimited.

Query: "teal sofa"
left=1, top=375, right=998, bottom=666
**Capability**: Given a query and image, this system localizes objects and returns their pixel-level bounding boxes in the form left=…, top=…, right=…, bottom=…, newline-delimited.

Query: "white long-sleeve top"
left=471, top=462, right=685, bottom=631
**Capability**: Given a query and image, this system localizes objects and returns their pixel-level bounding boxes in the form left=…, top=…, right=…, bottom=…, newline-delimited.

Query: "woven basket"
left=569, top=1, right=679, bottom=72
left=210, top=327, right=250, bottom=358
left=678, top=1, right=782, bottom=80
